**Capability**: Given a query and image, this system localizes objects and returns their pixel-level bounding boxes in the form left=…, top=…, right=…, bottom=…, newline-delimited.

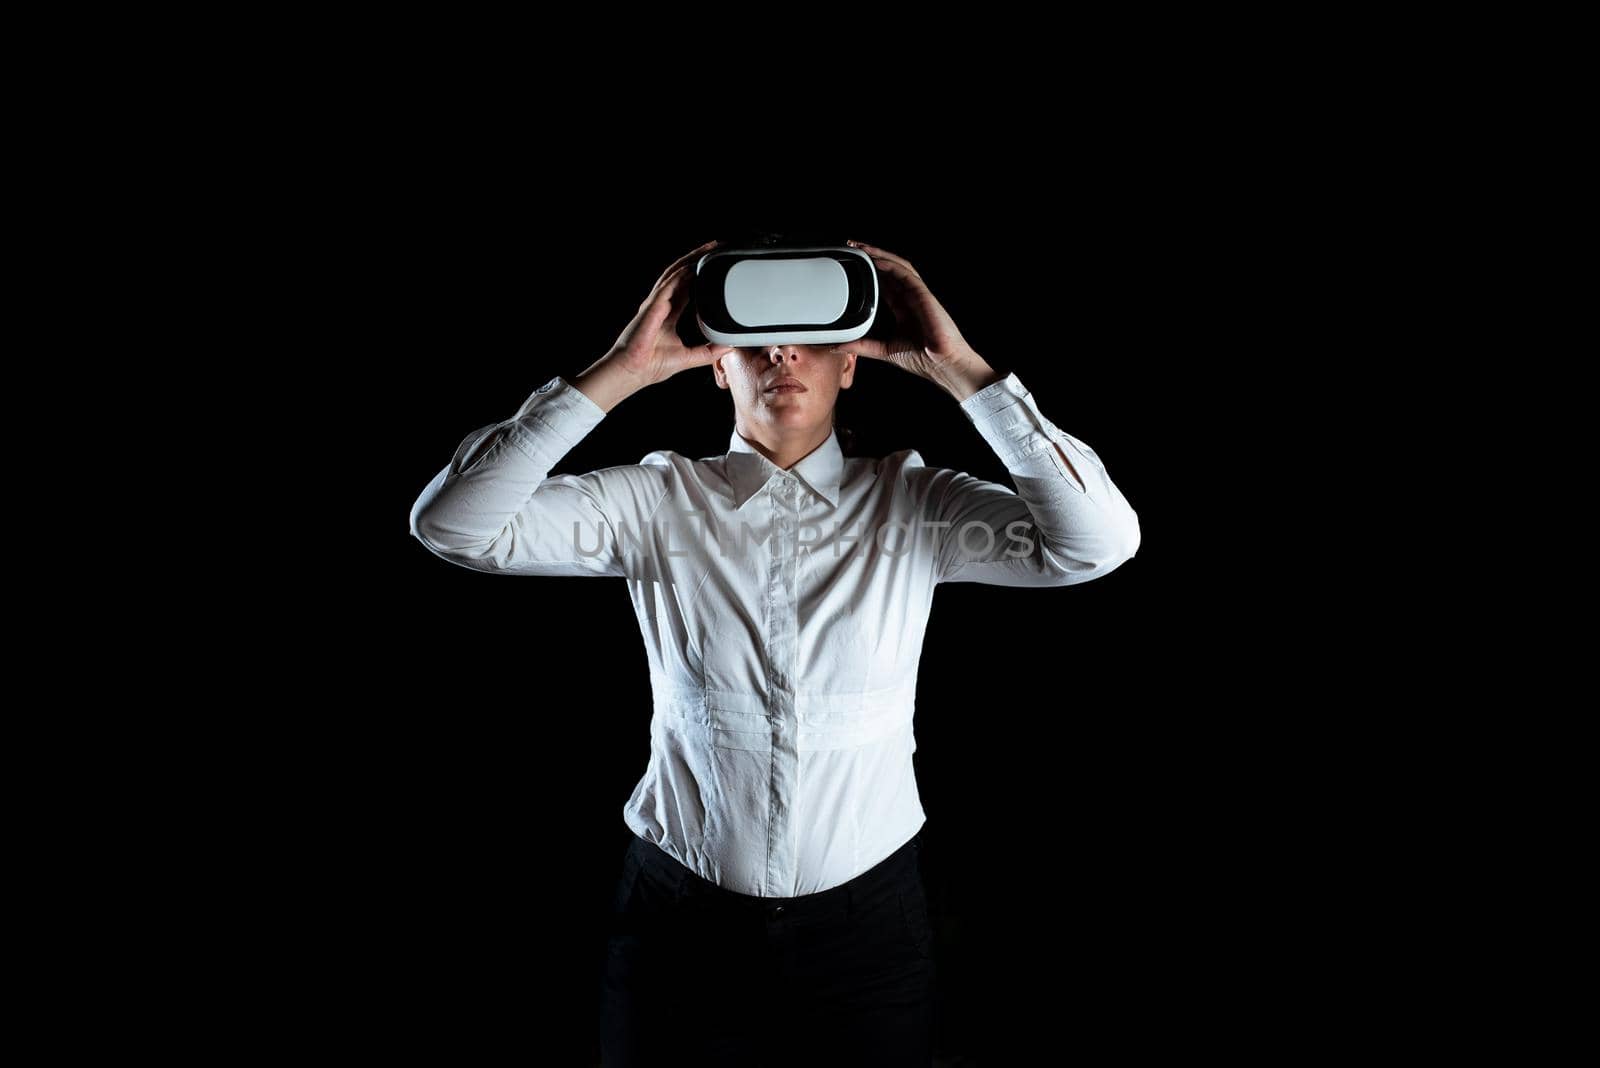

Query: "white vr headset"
left=693, top=232, right=878, bottom=348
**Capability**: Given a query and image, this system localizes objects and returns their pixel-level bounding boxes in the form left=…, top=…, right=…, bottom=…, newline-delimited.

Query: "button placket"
left=762, top=473, right=801, bottom=896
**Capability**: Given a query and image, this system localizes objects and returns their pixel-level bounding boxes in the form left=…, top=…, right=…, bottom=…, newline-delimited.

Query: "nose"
left=767, top=347, right=796, bottom=362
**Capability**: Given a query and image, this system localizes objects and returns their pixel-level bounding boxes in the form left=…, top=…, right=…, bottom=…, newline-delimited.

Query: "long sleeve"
left=408, top=375, right=671, bottom=577
left=921, top=371, right=1141, bottom=586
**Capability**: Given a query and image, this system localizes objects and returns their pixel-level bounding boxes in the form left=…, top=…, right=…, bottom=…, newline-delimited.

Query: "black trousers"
left=598, top=830, right=937, bottom=1067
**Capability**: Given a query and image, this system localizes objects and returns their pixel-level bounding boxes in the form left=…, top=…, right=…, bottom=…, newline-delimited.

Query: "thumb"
left=831, top=338, right=891, bottom=359
left=689, top=342, right=736, bottom=366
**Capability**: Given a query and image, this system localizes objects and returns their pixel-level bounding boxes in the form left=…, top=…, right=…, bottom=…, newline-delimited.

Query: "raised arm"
left=835, top=239, right=1140, bottom=587
left=408, top=239, right=737, bottom=576
left=918, top=369, right=1140, bottom=586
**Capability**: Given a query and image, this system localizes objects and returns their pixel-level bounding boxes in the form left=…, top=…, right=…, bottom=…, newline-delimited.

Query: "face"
left=713, top=345, right=857, bottom=434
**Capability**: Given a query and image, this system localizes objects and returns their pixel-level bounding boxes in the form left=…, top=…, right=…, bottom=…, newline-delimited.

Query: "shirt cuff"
left=958, top=372, right=1056, bottom=463
left=958, top=370, right=1030, bottom=418
left=958, top=371, right=1101, bottom=495
left=506, top=374, right=608, bottom=456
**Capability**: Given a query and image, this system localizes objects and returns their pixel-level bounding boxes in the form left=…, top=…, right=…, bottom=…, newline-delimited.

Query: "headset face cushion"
left=694, top=244, right=877, bottom=347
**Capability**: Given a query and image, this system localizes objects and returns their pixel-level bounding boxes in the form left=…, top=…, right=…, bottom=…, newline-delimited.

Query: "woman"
left=408, top=237, right=1141, bottom=1066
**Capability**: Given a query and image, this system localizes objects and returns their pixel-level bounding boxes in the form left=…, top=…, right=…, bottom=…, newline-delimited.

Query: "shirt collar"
left=725, top=427, right=844, bottom=510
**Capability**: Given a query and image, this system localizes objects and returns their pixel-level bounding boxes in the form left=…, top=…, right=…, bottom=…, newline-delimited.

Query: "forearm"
left=568, top=352, right=650, bottom=414
left=410, top=373, right=611, bottom=566
left=929, top=349, right=1006, bottom=404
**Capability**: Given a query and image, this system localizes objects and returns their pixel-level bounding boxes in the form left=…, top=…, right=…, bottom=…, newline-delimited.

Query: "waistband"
left=629, top=830, right=924, bottom=920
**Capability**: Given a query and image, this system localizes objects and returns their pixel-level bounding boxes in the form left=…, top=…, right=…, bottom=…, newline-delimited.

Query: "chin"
left=755, top=402, right=814, bottom=424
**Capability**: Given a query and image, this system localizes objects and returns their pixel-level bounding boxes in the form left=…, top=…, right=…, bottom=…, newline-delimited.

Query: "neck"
left=736, top=420, right=833, bottom=470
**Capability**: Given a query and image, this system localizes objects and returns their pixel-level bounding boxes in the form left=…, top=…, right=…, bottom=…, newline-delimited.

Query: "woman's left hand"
left=832, top=240, right=981, bottom=383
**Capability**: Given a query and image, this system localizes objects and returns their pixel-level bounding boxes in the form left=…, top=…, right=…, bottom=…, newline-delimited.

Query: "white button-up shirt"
left=409, top=371, right=1140, bottom=896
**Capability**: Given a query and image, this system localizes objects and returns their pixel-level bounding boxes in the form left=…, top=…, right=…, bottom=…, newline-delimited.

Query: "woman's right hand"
left=602, top=239, right=735, bottom=388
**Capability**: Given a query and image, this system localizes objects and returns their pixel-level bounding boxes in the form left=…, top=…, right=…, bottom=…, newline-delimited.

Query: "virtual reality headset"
left=691, top=231, right=879, bottom=348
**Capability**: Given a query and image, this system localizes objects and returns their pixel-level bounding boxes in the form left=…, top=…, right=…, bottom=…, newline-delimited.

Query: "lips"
left=765, top=377, right=807, bottom=393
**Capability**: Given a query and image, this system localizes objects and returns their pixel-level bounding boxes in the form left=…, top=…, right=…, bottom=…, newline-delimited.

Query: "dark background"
left=299, top=150, right=1287, bottom=1063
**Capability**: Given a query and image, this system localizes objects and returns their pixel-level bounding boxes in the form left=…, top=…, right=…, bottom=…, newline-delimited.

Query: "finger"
left=841, top=342, right=917, bottom=363
left=848, top=240, right=922, bottom=281
left=831, top=333, right=916, bottom=361
left=863, top=250, right=929, bottom=295
left=870, top=261, right=920, bottom=330
left=839, top=278, right=920, bottom=360
left=832, top=337, right=880, bottom=359
left=855, top=249, right=929, bottom=328
left=639, top=260, right=693, bottom=313
left=684, top=341, right=736, bottom=367
left=641, top=263, right=691, bottom=335
left=869, top=258, right=936, bottom=333
left=651, top=242, right=715, bottom=296
left=661, top=264, right=698, bottom=329
left=651, top=239, right=720, bottom=293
